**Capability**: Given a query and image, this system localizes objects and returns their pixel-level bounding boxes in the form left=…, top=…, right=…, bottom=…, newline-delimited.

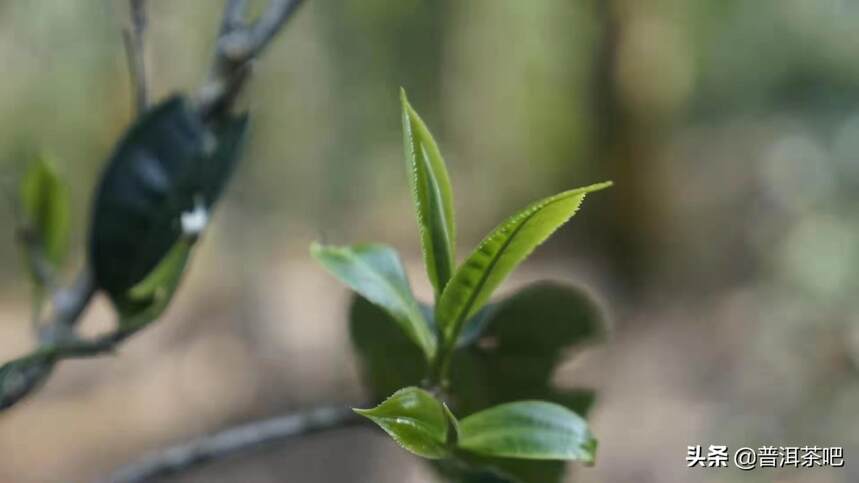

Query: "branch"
left=0, top=264, right=98, bottom=411
left=122, top=0, right=149, bottom=114
left=0, top=0, right=308, bottom=412
left=247, top=0, right=307, bottom=57
left=197, top=0, right=307, bottom=120
left=220, top=0, right=249, bottom=34
left=101, top=405, right=365, bottom=483
left=17, top=227, right=55, bottom=292
left=46, top=267, right=98, bottom=333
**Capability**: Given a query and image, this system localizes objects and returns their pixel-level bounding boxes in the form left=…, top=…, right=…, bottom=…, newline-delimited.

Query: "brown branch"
left=247, top=0, right=307, bottom=57
left=101, top=405, right=365, bottom=483
left=122, top=0, right=149, bottom=114
left=197, top=0, right=308, bottom=120
left=220, top=0, right=249, bottom=34
left=0, top=256, right=98, bottom=412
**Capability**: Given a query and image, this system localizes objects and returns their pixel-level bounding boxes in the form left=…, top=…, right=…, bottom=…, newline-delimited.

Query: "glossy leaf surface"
left=458, top=401, right=596, bottom=463
left=355, top=387, right=451, bottom=459
left=350, top=282, right=605, bottom=482
left=313, top=243, right=436, bottom=359
left=436, top=182, right=611, bottom=345
left=401, top=89, right=456, bottom=297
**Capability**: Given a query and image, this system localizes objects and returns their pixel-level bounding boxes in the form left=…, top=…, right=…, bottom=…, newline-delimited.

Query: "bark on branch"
left=198, top=0, right=307, bottom=120
left=122, top=0, right=149, bottom=114
left=101, top=405, right=364, bottom=483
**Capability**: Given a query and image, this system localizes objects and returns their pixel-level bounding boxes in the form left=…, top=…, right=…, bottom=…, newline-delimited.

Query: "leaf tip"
left=352, top=406, right=371, bottom=417
left=399, top=89, right=412, bottom=120
left=309, top=241, right=337, bottom=262
left=399, top=88, right=421, bottom=123
left=582, top=180, right=613, bottom=194
left=582, top=436, right=599, bottom=466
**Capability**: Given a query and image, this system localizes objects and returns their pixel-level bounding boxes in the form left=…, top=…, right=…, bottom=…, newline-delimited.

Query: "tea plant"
left=0, top=2, right=612, bottom=482
left=312, top=90, right=611, bottom=482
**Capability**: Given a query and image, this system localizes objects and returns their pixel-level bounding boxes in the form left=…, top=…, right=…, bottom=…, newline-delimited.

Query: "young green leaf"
left=20, top=154, right=70, bottom=271
left=355, top=387, right=451, bottom=459
left=117, top=239, right=192, bottom=327
left=458, top=401, right=597, bottom=463
left=436, top=182, right=612, bottom=345
left=311, top=243, right=436, bottom=360
left=351, top=283, right=603, bottom=483
left=401, top=88, right=456, bottom=297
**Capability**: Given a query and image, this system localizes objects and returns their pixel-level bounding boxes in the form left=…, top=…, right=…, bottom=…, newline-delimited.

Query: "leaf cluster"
left=313, top=89, right=611, bottom=483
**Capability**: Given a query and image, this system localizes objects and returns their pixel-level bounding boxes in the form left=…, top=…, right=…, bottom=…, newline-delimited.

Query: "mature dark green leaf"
left=350, top=295, right=428, bottom=398
left=313, top=243, right=436, bottom=359
left=20, top=154, right=70, bottom=271
left=436, top=183, right=611, bottom=345
left=355, top=387, right=451, bottom=459
left=458, top=401, right=596, bottom=462
left=450, top=282, right=604, bottom=416
left=442, top=449, right=567, bottom=483
left=351, top=282, right=604, bottom=482
left=434, top=457, right=516, bottom=483
left=401, top=88, right=456, bottom=297
left=89, top=95, right=248, bottom=304
left=442, top=282, right=604, bottom=483
left=89, top=96, right=205, bottom=298
left=351, top=281, right=603, bottom=409
left=196, top=112, right=249, bottom=208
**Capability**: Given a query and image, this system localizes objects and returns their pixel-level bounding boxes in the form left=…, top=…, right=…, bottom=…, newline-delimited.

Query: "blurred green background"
left=0, top=0, right=858, bottom=482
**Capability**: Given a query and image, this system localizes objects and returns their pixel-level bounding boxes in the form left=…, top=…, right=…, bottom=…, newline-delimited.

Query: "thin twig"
left=0, top=256, right=99, bottom=411
left=197, top=0, right=307, bottom=120
left=220, top=0, right=249, bottom=34
left=50, top=267, right=97, bottom=332
left=246, top=0, right=307, bottom=57
left=122, top=0, right=149, bottom=114
left=1, top=179, right=50, bottom=329
left=102, top=405, right=366, bottom=483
